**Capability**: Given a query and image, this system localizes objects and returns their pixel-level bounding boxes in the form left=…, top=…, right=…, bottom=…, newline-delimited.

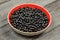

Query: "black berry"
left=10, top=7, right=48, bottom=32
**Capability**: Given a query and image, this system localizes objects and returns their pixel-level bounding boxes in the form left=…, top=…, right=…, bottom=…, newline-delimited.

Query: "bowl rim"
left=7, top=3, right=52, bottom=34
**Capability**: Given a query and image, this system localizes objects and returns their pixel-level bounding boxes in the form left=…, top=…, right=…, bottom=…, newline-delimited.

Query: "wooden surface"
left=1, top=0, right=60, bottom=40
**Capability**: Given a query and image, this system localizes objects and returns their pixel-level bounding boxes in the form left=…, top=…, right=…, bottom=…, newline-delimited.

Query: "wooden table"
left=1, top=0, right=60, bottom=40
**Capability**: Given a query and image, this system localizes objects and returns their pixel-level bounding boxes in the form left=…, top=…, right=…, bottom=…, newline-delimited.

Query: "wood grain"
left=0, top=0, right=59, bottom=40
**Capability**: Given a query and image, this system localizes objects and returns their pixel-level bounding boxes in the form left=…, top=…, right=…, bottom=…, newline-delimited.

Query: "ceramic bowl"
left=7, top=4, right=51, bottom=36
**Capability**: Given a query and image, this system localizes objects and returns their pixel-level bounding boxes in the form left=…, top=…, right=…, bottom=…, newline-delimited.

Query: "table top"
left=0, top=0, right=60, bottom=40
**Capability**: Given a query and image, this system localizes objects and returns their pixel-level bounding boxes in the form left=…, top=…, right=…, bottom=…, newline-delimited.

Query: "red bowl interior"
left=8, top=4, right=51, bottom=26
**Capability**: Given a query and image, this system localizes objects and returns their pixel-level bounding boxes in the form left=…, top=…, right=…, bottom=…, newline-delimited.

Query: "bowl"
left=7, top=3, right=51, bottom=36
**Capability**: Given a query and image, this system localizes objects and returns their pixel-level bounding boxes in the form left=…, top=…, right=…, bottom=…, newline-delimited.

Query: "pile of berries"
left=10, top=7, right=48, bottom=32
